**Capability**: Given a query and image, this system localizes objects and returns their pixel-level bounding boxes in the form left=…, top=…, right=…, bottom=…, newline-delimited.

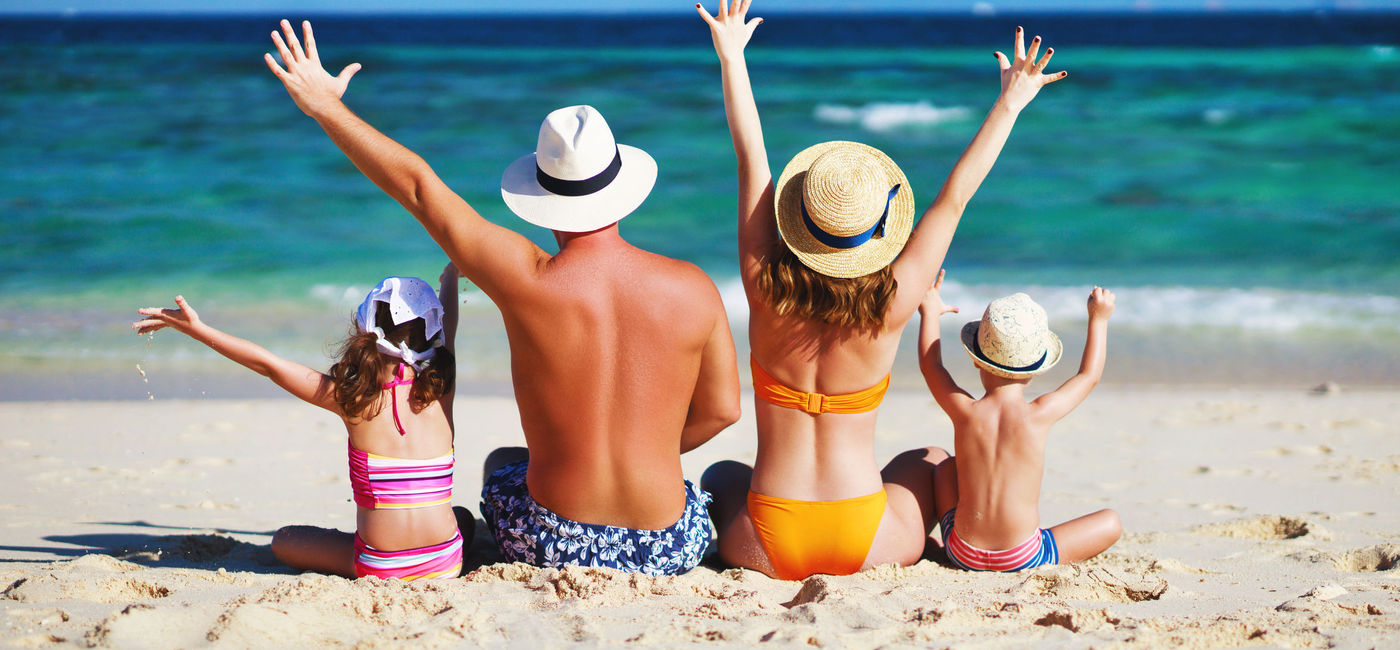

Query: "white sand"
left=2, top=387, right=1399, bottom=647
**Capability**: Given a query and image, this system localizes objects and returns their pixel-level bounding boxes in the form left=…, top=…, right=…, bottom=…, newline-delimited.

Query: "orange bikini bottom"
left=746, top=489, right=888, bottom=581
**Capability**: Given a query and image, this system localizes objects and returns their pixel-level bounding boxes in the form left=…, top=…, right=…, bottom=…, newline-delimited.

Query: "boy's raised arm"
left=265, top=20, right=548, bottom=302
left=698, top=1, right=777, bottom=291
left=917, top=270, right=975, bottom=415
left=133, top=296, right=339, bottom=413
left=1033, top=287, right=1114, bottom=423
left=891, top=28, right=1067, bottom=316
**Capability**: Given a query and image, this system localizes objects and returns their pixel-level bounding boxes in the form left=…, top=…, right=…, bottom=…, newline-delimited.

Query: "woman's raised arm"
left=698, top=1, right=776, bottom=289
left=890, top=27, right=1067, bottom=318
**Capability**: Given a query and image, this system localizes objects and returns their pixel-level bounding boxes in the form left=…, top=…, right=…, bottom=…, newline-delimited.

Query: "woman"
left=696, top=1, right=1068, bottom=579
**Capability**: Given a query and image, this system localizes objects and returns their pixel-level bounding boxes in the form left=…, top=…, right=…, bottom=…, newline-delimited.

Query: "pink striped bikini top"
left=347, top=363, right=453, bottom=510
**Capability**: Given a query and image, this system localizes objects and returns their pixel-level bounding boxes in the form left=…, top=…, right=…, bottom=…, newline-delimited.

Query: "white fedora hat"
left=960, top=293, right=1063, bottom=379
left=500, top=105, right=657, bottom=233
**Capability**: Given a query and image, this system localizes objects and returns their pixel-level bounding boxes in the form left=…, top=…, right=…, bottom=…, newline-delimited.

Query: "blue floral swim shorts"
left=480, top=461, right=714, bottom=576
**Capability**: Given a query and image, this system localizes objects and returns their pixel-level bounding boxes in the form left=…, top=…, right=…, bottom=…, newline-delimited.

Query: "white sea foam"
left=715, top=277, right=1400, bottom=335
left=814, top=101, right=971, bottom=133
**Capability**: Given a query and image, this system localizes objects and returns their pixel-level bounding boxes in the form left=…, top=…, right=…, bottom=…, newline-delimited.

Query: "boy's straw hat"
left=960, top=293, right=1063, bottom=379
left=774, top=141, right=914, bottom=279
left=501, top=105, right=657, bottom=233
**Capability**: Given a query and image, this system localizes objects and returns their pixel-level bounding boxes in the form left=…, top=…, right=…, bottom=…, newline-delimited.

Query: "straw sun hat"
left=501, top=105, right=657, bottom=233
left=774, top=141, right=915, bottom=279
left=960, top=293, right=1063, bottom=379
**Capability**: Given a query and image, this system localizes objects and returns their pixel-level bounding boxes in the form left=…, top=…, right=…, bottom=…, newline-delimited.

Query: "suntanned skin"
left=265, top=20, right=741, bottom=530
left=696, top=0, right=1070, bottom=577
left=132, top=264, right=464, bottom=578
left=919, top=277, right=1122, bottom=563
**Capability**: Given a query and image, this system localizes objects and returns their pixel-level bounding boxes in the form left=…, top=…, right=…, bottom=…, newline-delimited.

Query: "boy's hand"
left=918, top=269, right=960, bottom=318
left=133, top=296, right=206, bottom=337
left=264, top=19, right=361, bottom=118
left=995, top=27, right=1067, bottom=113
left=696, top=0, right=762, bottom=62
left=1088, top=286, right=1115, bottom=321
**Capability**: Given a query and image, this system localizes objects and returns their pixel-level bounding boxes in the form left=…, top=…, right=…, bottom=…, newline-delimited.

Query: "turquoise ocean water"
left=2, top=13, right=1398, bottom=397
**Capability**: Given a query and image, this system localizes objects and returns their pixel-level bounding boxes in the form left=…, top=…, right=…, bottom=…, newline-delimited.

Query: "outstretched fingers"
left=1025, top=34, right=1041, bottom=67
left=264, top=52, right=289, bottom=79
left=994, top=50, right=1011, bottom=71
left=696, top=3, right=717, bottom=25
left=270, top=30, right=294, bottom=67
left=1014, top=26, right=1025, bottom=61
left=279, top=19, right=306, bottom=62
left=301, top=20, right=318, bottom=61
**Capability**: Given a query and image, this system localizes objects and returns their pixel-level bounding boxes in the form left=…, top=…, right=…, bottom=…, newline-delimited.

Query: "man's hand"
left=995, top=27, right=1067, bottom=114
left=918, top=269, right=960, bottom=318
left=1087, top=286, right=1115, bottom=321
left=264, top=19, right=361, bottom=118
left=696, top=0, right=762, bottom=63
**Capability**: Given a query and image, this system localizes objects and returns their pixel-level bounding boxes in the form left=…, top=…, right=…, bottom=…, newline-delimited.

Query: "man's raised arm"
left=264, top=19, right=547, bottom=300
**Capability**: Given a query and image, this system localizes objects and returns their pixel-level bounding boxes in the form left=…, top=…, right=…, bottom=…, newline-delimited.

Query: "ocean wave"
left=716, top=278, right=1400, bottom=335
left=813, top=101, right=971, bottom=133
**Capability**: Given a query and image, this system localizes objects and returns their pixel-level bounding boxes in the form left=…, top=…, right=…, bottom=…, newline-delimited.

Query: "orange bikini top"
left=750, top=356, right=890, bottom=415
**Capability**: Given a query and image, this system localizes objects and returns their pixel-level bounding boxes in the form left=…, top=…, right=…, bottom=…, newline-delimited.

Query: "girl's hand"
left=918, top=269, right=960, bottom=318
left=264, top=19, right=361, bottom=118
left=133, top=296, right=206, bottom=337
left=1087, top=286, right=1115, bottom=321
left=696, top=0, right=763, bottom=62
left=995, top=27, right=1067, bottom=114
left=440, top=261, right=459, bottom=285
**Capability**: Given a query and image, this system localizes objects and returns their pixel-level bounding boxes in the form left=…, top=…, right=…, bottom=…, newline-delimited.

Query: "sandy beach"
left=2, top=384, right=1397, bottom=648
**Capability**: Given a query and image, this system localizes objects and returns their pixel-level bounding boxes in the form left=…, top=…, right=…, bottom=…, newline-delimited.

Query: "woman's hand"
left=995, top=27, right=1067, bottom=114
left=133, top=296, right=206, bottom=338
left=264, top=19, right=361, bottom=118
left=696, top=0, right=763, bottom=62
left=918, top=270, right=960, bottom=318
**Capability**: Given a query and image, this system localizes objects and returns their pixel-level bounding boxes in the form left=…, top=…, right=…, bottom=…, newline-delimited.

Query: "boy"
left=918, top=270, right=1121, bottom=571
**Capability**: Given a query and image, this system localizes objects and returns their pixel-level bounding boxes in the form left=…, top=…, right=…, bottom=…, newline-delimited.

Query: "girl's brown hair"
left=329, top=302, right=455, bottom=420
left=756, top=241, right=897, bottom=331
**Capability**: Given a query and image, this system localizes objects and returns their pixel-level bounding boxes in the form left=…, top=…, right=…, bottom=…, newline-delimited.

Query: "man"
left=265, top=20, right=740, bottom=575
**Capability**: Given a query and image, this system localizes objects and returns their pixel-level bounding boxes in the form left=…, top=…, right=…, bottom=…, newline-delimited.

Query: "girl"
left=132, top=264, right=470, bottom=580
left=697, top=1, right=1068, bottom=579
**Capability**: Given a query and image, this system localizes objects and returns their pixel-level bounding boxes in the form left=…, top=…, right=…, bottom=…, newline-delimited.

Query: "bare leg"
left=700, top=460, right=776, bottom=577
left=872, top=446, right=950, bottom=566
left=270, top=525, right=356, bottom=578
left=483, top=446, right=529, bottom=482
left=1048, top=509, right=1122, bottom=564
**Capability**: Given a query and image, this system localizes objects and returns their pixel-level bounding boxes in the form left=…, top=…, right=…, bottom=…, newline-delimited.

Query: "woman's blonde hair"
left=756, top=241, right=897, bottom=330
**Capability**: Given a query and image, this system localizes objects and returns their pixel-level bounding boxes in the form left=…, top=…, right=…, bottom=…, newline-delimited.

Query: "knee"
left=483, top=446, right=528, bottom=481
left=701, top=460, right=752, bottom=494
left=269, top=525, right=301, bottom=563
left=1101, top=509, right=1123, bottom=541
left=923, top=446, right=951, bottom=465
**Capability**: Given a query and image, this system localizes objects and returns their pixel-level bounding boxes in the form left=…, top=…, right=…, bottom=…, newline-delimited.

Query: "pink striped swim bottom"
left=939, top=509, right=1059, bottom=572
left=353, top=529, right=463, bottom=581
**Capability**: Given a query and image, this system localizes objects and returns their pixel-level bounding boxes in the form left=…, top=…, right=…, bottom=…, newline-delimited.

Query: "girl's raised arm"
left=133, top=296, right=339, bottom=413
left=698, top=1, right=775, bottom=291
left=890, top=27, right=1067, bottom=319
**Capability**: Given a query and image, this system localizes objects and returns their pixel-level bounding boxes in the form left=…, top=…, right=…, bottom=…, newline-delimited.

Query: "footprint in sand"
left=1012, top=565, right=1167, bottom=603
left=1191, top=515, right=1326, bottom=541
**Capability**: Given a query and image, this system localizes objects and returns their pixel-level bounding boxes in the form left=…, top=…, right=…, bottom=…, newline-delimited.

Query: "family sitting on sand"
left=131, top=2, right=1121, bottom=582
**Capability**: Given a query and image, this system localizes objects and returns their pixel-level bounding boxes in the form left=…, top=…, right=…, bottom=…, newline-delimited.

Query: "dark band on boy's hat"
left=972, top=337, right=1048, bottom=373
left=800, top=185, right=900, bottom=250
left=536, top=147, right=623, bottom=197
